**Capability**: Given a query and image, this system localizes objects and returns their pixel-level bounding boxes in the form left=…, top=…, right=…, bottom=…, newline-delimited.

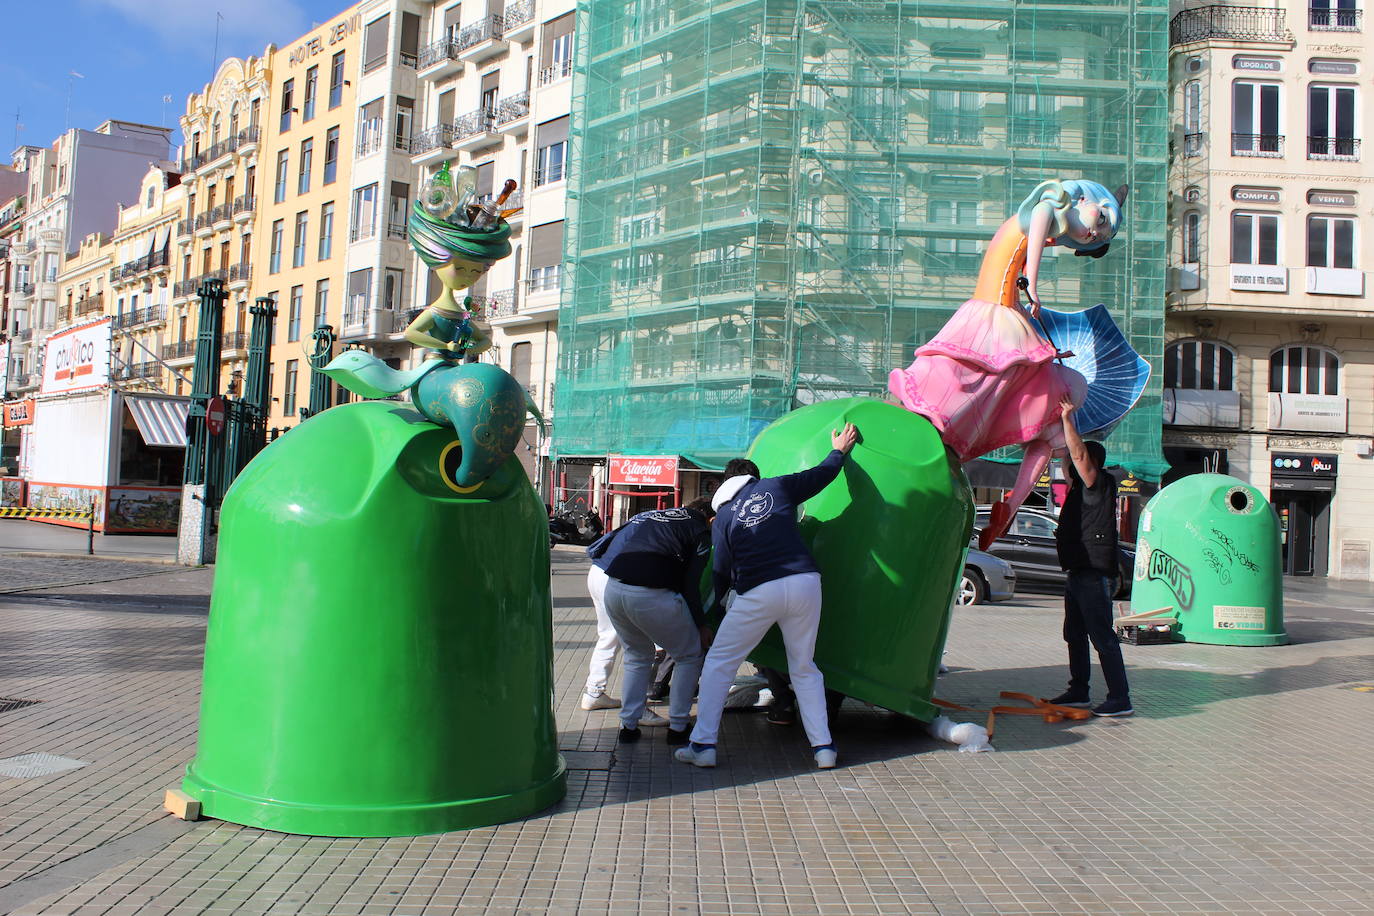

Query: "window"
left=850, top=195, right=899, bottom=268
left=1231, top=212, right=1279, bottom=265
left=926, top=200, right=980, bottom=273
left=511, top=342, right=533, bottom=388
left=229, top=102, right=240, bottom=137
left=1165, top=340, right=1236, bottom=390
left=1308, top=84, right=1357, bottom=159
left=269, top=219, right=284, bottom=274
left=244, top=165, right=256, bottom=200
left=1184, top=80, right=1201, bottom=133
left=274, top=150, right=289, bottom=203
left=280, top=78, right=295, bottom=133
left=249, top=97, right=260, bottom=129
left=303, top=66, right=318, bottom=121
left=239, top=232, right=252, bottom=267
left=540, top=14, right=575, bottom=84
left=319, top=202, right=335, bottom=260
left=313, top=279, right=329, bottom=329
left=528, top=220, right=564, bottom=292
left=1009, top=93, right=1059, bottom=148
left=534, top=117, right=568, bottom=186
left=284, top=360, right=299, bottom=417
left=293, top=211, right=309, bottom=268
left=358, top=98, right=384, bottom=155
left=323, top=127, right=340, bottom=185
left=288, top=285, right=303, bottom=342
left=350, top=184, right=378, bottom=241
left=1183, top=211, right=1201, bottom=263
left=145, top=186, right=155, bottom=209
left=298, top=139, right=313, bottom=194
left=363, top=14, right=390, bottom=74
left=1232, top=81, right=1281, bottom=155
left=329, top=52, right=345, bottom=109
left=1269, top=346, right=1339, bottom=395
left=929, top=91, right=983, bottom=145
left=346, top=269, right=372, bottom=325
left=394, top=97, right=414, bottom=151
left=1307, top=215, right=1355, bottom=268
left=1310, top=0, right=1360, bottom=30
left=384, top=268, right=404, bottom=311
left=388, top=181, right=409, bottom=239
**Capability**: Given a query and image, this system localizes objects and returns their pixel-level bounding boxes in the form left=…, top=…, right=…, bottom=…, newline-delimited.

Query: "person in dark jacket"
left=676, top=422, right=859, bottom=770
left=1050, top=397, right=1133, bottom=717
left=590, top=498, right=716, bottom=744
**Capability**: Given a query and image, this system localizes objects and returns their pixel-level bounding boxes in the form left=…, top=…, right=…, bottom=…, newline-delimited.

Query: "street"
left=1, top=542, right=1373, bottom=914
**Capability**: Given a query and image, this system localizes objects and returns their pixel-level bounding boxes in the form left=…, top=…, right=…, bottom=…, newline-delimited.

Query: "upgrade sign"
left=41, top=318, right=113, bottom=396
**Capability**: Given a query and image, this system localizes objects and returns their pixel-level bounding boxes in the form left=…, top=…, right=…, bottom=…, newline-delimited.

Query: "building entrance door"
left=1273, top=490, right=1329, bottom=576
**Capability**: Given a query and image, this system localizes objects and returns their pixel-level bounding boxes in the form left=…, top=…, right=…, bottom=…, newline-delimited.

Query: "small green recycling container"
left=742, top=398, right=973, bottom=722
left=1130, top=473, right=1286, bottom=646
left=182, top=402, right=565, bottom=836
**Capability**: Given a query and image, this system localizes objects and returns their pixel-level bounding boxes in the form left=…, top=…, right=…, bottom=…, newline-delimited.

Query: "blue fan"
left=1035, top=304, right=1150, bottom=437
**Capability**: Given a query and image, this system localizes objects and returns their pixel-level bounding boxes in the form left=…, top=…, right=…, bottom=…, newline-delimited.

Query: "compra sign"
left=608, top=455, right=679, bottom=487
left=41, top=318, right=112, bottom=396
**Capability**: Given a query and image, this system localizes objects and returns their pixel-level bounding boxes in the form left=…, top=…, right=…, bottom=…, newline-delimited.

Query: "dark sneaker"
left=765, top=703, right=797, bottom=726
left=618, top=726, right=642, bottom=743
left=1048, top=691, right=1091, bottom=708
left=1092, top=698, right=1134, bottom=717
left=665, top=728, right=690, bottom=746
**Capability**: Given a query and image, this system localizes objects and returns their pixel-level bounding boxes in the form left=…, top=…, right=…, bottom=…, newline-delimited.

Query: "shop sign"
left=1309, top=59, right=1358, bottom=75
left=287, top=13, right=360, bottom=66
left=1268, top=392, right=1346, bottom=433
left=1231, top=186, right=1280, bottom=204
left=1229, top=264, right=1287, bottom=292
left=41, top=318, right=112, bottom=396
left=3, top=398, right=35, bottom=427
left=608, top=455, right=678, bottom=487
left=1307, top=190, right=1355, bottom=208
left=1271, top=452, right=1337, bottom=478
left=1233, top=55, right=1281, bottom=72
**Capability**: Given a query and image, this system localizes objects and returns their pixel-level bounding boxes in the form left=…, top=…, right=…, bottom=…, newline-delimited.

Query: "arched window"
left=1183, top=211, right=1201, bottom=264
left=229, top=102, right=240, bottom=138
left=1269, top=345, right=1339, bottom=395
left=211, top=113, right=221, bottom=146
left=1183, top=80, right=1201, bottom=132
left=146, top=186, right=155, bottom=209
left=1165, top=339, right=1236, bottom=390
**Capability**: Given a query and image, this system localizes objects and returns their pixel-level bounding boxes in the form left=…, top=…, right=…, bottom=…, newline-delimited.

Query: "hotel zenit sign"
left=288, top=13, right=361, bottom=67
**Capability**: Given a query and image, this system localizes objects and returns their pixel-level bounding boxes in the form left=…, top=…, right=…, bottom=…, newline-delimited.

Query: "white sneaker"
left=814, top=747, right=838, bottom=769
left=674, top=745, right=717, bottom=768
left=581, top=692, right=621, bottom=711
left=639, top=710, right=669, bottom=727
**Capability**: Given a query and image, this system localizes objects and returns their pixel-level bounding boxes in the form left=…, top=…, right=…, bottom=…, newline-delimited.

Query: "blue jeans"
left=1063, top=569, right=1130, bottom=702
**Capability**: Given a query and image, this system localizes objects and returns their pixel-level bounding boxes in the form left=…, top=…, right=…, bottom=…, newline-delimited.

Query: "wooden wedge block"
left=164, top=788, right=201, bottom=821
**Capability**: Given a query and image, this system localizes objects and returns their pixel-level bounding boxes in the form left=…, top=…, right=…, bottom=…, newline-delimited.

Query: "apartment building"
left=405, top=0, right=574, bottom=485
left=251, top=4, right=364, bottom=427
left=1166, top=0, right=1373, bottom=579
left=173, top=55, right=271, bottom=401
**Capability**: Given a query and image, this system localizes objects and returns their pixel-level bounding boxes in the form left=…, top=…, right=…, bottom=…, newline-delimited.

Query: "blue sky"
left=1, top=0, right=348, bottom=158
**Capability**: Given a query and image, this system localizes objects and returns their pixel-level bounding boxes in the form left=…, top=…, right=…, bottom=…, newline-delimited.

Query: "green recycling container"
left=182, top=401, right=565, bottom=836
left=742, top=398, right=973, bottom=722
left=1130, top=473, right=1286, bottom=646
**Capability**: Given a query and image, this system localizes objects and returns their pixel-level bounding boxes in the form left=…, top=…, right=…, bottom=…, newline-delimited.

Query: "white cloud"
left=90, top=0, right=310, bottom=55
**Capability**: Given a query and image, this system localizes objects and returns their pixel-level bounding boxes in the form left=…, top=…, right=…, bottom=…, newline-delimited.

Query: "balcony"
left=452, top=108, right=501, bottom=152
left=232, top=194, right=256, bottom=224
left=538, top=58, right=573, bottom=87
left=502, top=0, right=536, bottom=43
left=112, top=303, right=167, bottom=331
left=194, top=212, right=215, bottom=238
left=15, top=283, right=33, bottom=298
left=1310, top=6, right=1362, bottom=29
left=175, top=218, right=193, bottom=241
left=222, top=331, right=250, bottom=354
left=1183, top=132, right=1204, bottom=157
left=162, top=339, right=198, bottom=361
left=237, top=125, right=260, bottom=157
left=228, top=261, right=252, bottom=289
left=409, top=123, right=456, bottom=165
left=417, top=38, right=462, bottom=81
left=123, top=360, right=162, bottom=381
left=172, top=278, right=198, bottom=301
left=211, top=203, right=233, bottom=232
left=493, top=90, right=530, bottom=136
left=457, top=15, right=506, bottom=66
left=74, top=292, right=105, bottom=317
left=1232, top=133, right=1284, bottom=157
left=1170, top=5, right=1291, bottom=44
left=1308, top=136, right=1360, bottom=161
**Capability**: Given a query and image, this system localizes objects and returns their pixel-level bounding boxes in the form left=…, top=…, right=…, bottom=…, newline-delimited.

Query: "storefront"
left=1, top=397, right=35, bottom=505
left=22, top=318, right=190, bottom=533
left=605, top=455, right=679, bottom=523
left=1269, top=452, right=1336, bottom=576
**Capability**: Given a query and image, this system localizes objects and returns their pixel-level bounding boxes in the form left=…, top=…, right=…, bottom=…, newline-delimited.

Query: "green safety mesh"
left=556, top=0, right=1169, bottom=479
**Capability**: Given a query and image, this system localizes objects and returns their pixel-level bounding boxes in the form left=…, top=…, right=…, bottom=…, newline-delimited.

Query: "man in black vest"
left=1050, top=397, right=1133, bottom=717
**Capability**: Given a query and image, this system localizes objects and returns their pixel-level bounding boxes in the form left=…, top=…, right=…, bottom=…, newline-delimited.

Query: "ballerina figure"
left=889, top=179, right=1130, bottom=551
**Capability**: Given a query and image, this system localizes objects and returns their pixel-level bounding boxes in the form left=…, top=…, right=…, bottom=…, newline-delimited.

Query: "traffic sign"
left=207, top=396, right=226, bottom=436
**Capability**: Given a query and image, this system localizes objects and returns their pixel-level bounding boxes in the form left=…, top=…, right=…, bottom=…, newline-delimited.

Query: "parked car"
left=972, top=507, right=1135, bottom=598
left=958, top=548, right=1017, bottom=606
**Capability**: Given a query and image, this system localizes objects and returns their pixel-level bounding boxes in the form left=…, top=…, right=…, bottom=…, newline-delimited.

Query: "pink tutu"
left=888, top=298, right=1083, bottom=461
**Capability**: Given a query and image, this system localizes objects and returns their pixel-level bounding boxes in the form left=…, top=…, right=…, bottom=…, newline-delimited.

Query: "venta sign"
left=41, top=318, right=112, bottom=396
left=608, top=455, right=679, bottom=487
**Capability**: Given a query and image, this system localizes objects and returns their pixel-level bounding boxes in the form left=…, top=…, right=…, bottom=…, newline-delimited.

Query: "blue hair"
left=1017, top=179, right=1125, bottom=254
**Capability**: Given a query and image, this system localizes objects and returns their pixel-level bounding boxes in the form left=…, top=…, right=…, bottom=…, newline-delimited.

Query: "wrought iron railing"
left=75, top=293, right=104, bottom=316
left=222, top=332, right=250, bottom=351
left=386, top=221, right=408, bottom=240
left=162, top=339, right=197, bottom=360
left=409, top=123, right=456, bottom=155
left=453, top=108, right=495, bottom=139
left=1170, top=5, right=1290, bottom=44
left=503, top=0, right=535, bottom=29
left=1309, top=6, right=1361, bottom=29
left=1232, top=132, right=1284, bottom=157
left=538, top=58, right=573, bottom=86
left=229, top=262, right=252, bottom=283
left=458, top=14, right=504, bottom=51
left=1183, top=132, right=1205, bottom=156
left=232, top=194, right=256, bottom=215
left=112, top=304, right=166, bottom=330
left=1308, top=136, right=1360, bottom=160
left=494, top=91, right=530, bottom=127
left=418, top=37, right=460, bottom=70
left=176, top=218, right=193, bottom=238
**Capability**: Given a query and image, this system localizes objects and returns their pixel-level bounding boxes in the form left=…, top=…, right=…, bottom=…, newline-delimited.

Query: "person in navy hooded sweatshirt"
left=676, top=422, right=859, bottom=770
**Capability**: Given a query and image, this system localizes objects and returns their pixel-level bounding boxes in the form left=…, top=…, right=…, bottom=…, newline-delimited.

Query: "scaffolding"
left=556, top=0, right=1169, bottom=476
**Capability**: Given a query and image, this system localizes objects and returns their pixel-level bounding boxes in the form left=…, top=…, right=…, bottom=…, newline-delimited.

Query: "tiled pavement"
left=2, top=550, right=1373, bottom=915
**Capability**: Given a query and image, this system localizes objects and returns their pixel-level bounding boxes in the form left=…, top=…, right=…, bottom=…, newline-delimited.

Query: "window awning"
left=126, top=396, right=190, bottom=448
left=152, top=225, right=171, bottom=256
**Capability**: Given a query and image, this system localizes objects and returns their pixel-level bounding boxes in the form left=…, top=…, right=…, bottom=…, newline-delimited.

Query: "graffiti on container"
left=1203, top=527, right=1259, bottom=586
left=1147, top=548, right=1195, bottom=610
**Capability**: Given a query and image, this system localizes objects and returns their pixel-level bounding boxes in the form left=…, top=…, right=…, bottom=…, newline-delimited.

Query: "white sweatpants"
left=602, top=578, right=705, bottom=731
left=690, top=571, right=831, bottom=748
left=584, top=565, right=620, bottom=695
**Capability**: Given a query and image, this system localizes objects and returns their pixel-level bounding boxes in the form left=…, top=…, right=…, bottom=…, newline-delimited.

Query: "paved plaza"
left=1, top=535, right=1373, bottom=914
